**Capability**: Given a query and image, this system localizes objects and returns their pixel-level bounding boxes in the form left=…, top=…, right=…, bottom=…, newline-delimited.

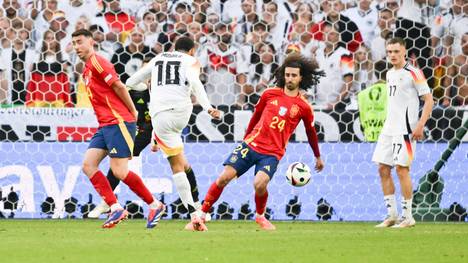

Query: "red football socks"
left=123, top=171, right=154, bottom=205
left=255, top=191, right=268, bottom=215
left=90, top=170, right=117, bottom=206
left=201, top=181, right=224, bottom=213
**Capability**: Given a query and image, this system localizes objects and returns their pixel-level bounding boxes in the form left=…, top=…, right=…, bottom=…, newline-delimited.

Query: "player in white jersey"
left=372, top=37, right=434, bottom=228
left=126, top=37, right=221, bottom=231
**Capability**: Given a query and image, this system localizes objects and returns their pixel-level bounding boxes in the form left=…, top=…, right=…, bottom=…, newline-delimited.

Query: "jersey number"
left=392, top=143, right=402, bottom=154
left=270, top=116, right=285, bottom=132
left=155, top=60, right=181, bottom=86
left=389, top=85, right=397, bottom=96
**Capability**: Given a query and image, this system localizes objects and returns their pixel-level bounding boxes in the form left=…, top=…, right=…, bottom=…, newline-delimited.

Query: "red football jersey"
left=83, top=54, right=135, bottom=127
left=244, top=88, right=320, bottom=160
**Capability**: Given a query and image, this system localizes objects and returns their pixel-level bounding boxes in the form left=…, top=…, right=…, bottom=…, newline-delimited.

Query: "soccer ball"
left=286, top=162, right=312, bottom=187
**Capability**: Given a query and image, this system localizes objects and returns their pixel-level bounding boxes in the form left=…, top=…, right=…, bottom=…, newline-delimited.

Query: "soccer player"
left=71, top=29, right=165, bottom=229
left=199, top=53, right=325, bottom=230
left=125, top=36, right=221, bottom=231
left=88, top=60, right=206, bottom=220
left=372, top=37, right=434, bottom=228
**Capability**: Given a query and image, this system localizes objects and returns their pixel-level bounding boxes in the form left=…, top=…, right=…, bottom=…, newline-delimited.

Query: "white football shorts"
left=372, top=133, right=416, bottom=167
left=151, top=108, right=191, bottom=158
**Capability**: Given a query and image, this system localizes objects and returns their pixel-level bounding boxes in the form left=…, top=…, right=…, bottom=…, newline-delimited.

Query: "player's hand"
left=412, top=124, right=424, bottom=141
left=208, top=108, right=222, bottom=120
left=315, top=157, right=324, bottom=172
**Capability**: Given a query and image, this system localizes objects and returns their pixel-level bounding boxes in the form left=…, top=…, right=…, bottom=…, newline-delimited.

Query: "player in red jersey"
left=198, top=53, right=325, bottom=230
left=71, top=29, right=165, bottom=229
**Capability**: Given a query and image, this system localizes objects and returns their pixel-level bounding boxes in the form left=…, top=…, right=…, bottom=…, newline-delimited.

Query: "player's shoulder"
left=89, top=53, right=111, bottom=73
left=262, top=87, right=283, bottom=96
left=403, top=62, right=426, bottom=82
left=297, top=95, right=314, bottom=111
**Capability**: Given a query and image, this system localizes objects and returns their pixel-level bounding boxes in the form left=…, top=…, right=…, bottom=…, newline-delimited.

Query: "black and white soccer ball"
left=286, top=162, right=312, bottom=187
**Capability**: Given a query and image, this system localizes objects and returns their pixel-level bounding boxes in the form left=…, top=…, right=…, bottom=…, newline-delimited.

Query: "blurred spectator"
left=188, top=21, right=205, bottom=49
left=26, top=30, right=72, bottom=107
left=278, top=0, right=301, bottom=29
left=0, top=24, right=36, bottom=105
left=385, top=0, right=433, bottom=86
left=342, top=0, right=378, bottom=47
left=245, top=42, right=279, bottom=106
left=58, top=0, right=98, bottom=29
left=211, top=0, right=249, bottom=22
left=432, top=0, right=468, bottom=58
left=32, top=0, right=59, bottom=45
left=140, top=11, right=169, bottom=53
left=396, top=0, right=438, bottom=26
left=192, top=0, right=211, bottom=24
left=1, top=0, right=33, bottom=31
left=310, top=0, right=363, bottom=52
left=198, top=22, right=249, bottom=107
left=111, top=27, right=154, bottom=84
left=202, top=12, right=220, bottom=44
left=442, top=32, right=468, bottom=107
left=313, top=22, right=353, bottom=110
left=370, top=7, right=395, bottom=61
left=93, top=0, right=136, bottom=43
left=0, top=59, right=7, bottom=104
left=170, top=2, right=193, bottom=41
left=438, top=0, right=468, bottom=58
left=90, top=24, right=114, bottom=60
left=349, top=44, right=375, bottom=109
left=262, top=1, right=289, bottom=52
left=234, top=0, right=259, bottom=43
left=47, top=11, right=72, bottom=62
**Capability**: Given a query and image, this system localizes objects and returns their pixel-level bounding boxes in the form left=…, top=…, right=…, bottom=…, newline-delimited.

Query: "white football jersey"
left=381, top=62, right=430, bottom=136
left=126, top=51, right=211, bottom=116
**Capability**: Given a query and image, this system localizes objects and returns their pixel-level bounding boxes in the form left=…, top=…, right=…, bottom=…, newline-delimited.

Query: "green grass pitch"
left=1, top=220, right=467, bottom=263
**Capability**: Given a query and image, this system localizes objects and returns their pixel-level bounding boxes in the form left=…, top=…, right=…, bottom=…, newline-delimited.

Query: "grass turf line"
left=1, top=220, right=467, bottom=263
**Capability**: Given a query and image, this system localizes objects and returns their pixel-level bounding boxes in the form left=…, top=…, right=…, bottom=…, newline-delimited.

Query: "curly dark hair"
left=273, top=53, right=325, bottom=90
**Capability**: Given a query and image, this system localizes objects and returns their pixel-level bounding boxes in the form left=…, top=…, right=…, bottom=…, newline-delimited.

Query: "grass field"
left=1, top=220, right=467, bottom=263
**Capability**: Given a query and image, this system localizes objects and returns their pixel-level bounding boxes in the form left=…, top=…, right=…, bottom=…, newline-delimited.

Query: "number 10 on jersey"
left=155, top=60, right=181, bottom=86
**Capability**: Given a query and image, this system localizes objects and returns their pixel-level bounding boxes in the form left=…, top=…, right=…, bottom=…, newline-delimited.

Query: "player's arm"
left=412, top=70, right=434, bottom=141
left=112, top=80, right=138, bottom=119
left=243, top=91, right=268, bottom=139
left=126, top=59, right=153, bottom=91
left=187, top=60, right=221, bottom=119
left=302, top=105, right=324, bottom=172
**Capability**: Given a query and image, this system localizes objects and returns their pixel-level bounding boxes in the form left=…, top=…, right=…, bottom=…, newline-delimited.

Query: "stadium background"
left=0, top=0, right=466, bottom=222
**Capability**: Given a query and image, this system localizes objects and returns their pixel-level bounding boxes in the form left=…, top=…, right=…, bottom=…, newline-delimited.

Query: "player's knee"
left=82, top=162, right=97, bottom=177
left=378, top=164, right=391, bottom=178
left=395, top=165, right=409, bottom=177
left=253, top=180, right=268, bottom=194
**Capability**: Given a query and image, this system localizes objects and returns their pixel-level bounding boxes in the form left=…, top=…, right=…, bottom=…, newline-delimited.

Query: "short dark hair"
left=174, top=36, right=195, bottom=52
left=273, top=53, right=325, bottom=90
left=386, top=37, right=406, bottom=47
left=72, top=29, right=93, bottom=38
left=89, top=24, right=104, bottom=33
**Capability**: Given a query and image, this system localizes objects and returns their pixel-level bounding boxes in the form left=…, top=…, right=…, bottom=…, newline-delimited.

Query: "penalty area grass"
left=1, top=220, right=467, bottom=263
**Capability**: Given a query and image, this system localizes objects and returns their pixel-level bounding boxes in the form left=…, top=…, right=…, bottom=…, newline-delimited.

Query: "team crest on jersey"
left=230, top=155, right=238, bottom=163
left=279, top=106, right=288, bottom=116
left=290, top=104, right=300, bottom=118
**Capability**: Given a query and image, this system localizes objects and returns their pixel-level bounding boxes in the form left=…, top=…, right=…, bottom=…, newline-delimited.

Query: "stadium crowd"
left=0, top=0, right=466, bottom=110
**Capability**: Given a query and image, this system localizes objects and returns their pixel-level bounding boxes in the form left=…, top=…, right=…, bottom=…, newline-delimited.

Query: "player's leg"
left=392, top=135, right=417, bottom=228
left=253, top=155, right=278, bottom=230
left=372, top=134, right=398, bottom=227
left=108, top=122, right=164, bottom=228
left=201, top=142, right=253, bottom=218
left=89, top=130, right=151, bottom=218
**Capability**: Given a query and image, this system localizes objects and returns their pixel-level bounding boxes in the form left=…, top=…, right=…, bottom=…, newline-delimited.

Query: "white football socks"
left=384, top=194, right=398, bottom=218
left=173, top=172, right=197, bottom=217
left=401, top=198, right=413, bottom=219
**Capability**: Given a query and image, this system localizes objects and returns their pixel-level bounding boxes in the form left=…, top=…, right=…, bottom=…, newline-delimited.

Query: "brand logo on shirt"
left=263, top=165, right=270, bottom=172
left=270, top=100, right=278, bottom=105
left=279, top=106, right=287, bottom=116
left=290, top=104, right=300, bottom=118
left=110, top=148, right=118, bottom=154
